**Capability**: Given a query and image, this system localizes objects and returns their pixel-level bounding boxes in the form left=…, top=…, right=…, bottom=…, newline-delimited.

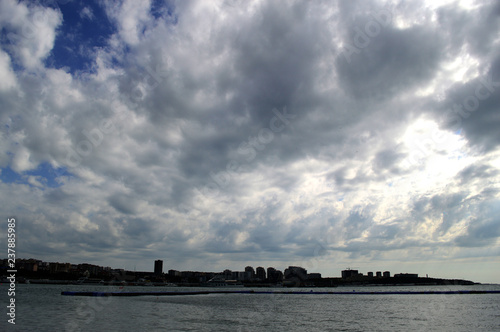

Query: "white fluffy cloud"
left=0, top=0, right=62, bottom=69
left=103, top=0, right=153, bottom=46
left=0, top=49, right=17, bottom=90
left=0, top=0, right=499, bottom=283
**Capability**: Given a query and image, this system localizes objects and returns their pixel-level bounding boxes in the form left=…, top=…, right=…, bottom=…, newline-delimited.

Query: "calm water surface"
left=1, top=284, right=499, bottom=331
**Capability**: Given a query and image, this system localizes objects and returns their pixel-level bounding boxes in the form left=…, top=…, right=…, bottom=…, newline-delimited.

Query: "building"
left=367, top=272, right=374, bottom=277
left=267, top=267, right=276, bottom=281
left=154, top=260, right=163, bottom=275
left=307, top=273, right=322, bottom=279
left=394, top=273, right=418, bottom=278
left=341, top=269, right=359, bottom=279
left=267, top=267, right=283, bottom=282
left=245, top=266, right=255, bottom=280
left=284, top=266, right=308, bottom=281
left=49, top=262, right=71, bottom=273
left=223, top=269, right=232, bottom=280
left=16, top=259, right=40, bottom=272
left=231, top=271, right=246, bottom=281
left=383, top=271, right=390, bottom=278
left=376, top=271, right=382, bottom=277
left=78, top=263, right=101, bottom=276
left=256, top=267, right=266, bottom=281
left=168, top=269, right=181, bottom=277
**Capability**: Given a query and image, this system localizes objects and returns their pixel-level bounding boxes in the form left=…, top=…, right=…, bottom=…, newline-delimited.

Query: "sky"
left=0, top=0, right=499, bottom=284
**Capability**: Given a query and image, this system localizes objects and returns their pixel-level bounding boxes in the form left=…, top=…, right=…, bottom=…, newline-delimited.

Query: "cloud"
left=0, top=0, right=62, bottom=69
left=102, top=0, right=153, bottom=46
left=455, top=201, right=500, bottom=248
left=80, top=7, right=94, bottom=21
left=0, top=0, right=499, bottom=282
left=0, top=49, right=17, bottom=90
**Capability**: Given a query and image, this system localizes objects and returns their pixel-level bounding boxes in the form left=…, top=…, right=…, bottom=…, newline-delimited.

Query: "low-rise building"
left=394, top=273, right=418, bottom=278
left=49, top=262, right=71, bottom=273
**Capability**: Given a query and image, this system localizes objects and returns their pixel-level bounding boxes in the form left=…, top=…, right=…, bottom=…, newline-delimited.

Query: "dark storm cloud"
left=230, top=1, right=321, bottom=122
left=432, top=1, right=500, bottom=152
left=439, top=70, right=500, bottom=152
left=337, top=22, right=444, bottom=101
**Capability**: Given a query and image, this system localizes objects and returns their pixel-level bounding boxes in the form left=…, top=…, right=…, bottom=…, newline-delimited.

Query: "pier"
left=61, top=290, right=500, bottom=297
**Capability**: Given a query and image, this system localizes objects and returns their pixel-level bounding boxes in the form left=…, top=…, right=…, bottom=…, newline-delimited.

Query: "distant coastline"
left=1, top=258, right=479, bottom=287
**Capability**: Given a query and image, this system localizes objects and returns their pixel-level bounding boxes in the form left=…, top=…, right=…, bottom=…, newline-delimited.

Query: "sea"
left=1, top=283, right=499, bottom=331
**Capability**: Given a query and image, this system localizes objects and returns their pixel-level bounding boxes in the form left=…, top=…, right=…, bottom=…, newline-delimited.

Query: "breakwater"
left=61, top=290, right=500, bottom=296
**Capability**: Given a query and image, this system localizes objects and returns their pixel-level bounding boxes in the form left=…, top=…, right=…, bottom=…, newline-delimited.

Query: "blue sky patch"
left=45, top=0, right=115, bottom=73
left=1, top=162, right=72, bottom=188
